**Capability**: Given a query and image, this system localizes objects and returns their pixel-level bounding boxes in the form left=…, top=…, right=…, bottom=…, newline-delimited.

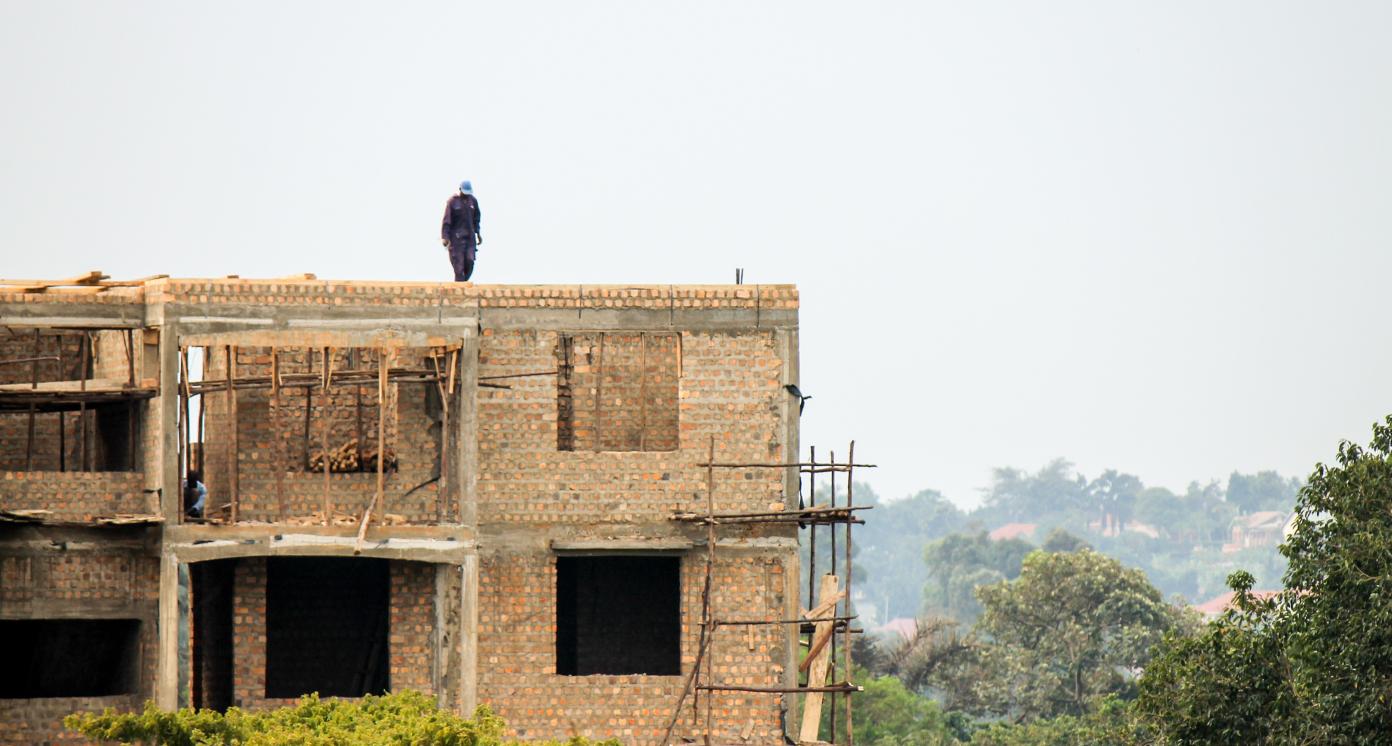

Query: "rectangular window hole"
left=0, top=619, right=140, bottom=698
left=265, top=557, right=389, bottom=698
left=556, top=555, right=681, bottom=676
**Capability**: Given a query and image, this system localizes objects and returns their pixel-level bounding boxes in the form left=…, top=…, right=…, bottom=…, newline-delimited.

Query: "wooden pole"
left=126, top=330, right=138, bottom=471
left=196, top=347, right=206, bottom=477
left=56, top=335, right=65, bottom=472
left=354, top=348, right=364, bottom=466
left=703, top=435, right=716, bottom=745
left=179, top=348, right=189, bottom=490
left=79, top=333, right=89, bottom=470
left=302, top=348, right=313, bottom=470
left=227, top=345, right=239, bottom=523
left=321, top=346, right=333, bottom=526
left=638, top=333, right=648, bottom=452
left=845, top=441, right=855, bottom=746
left=829, top=450, right=838, bottom=742
left=432, top=350, right=450, bottom=524
left=376, top=348, right=387, bottom=517
left=273, top=349, right=285, bottom=521
left=592, top=334, right=605, bottom=452
left=23, top=329, right=39, bottom=470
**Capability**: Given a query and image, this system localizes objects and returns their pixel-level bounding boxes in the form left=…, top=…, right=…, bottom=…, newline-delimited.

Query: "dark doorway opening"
left=265, top=557, right=390, bottom=698
left=191, top=559, right=235, bottom=711
left=0, top=618, right=140, bottom=698
left=556, top=555, right=681, bottom=676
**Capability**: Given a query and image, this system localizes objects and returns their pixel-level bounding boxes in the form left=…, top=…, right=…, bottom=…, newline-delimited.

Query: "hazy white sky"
left=4, top=2, right=1390, bottom=506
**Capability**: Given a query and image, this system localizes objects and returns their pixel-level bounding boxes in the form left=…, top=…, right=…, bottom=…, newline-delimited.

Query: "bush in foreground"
left=65, top=690, right=620, bottom=746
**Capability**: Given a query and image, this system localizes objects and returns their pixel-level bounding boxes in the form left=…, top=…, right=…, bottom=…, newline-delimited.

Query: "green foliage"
left=1138, top=416, right=1392, bottom=743
left=922, top=532, right=1032, bottom=624
left=853, top=671, right=959, bottom=745
left=966, top=696, right=1144, bottom=745
left=1040, top=528, right=1088, bottom=553
left=967, top=550, right=1192, bottom=720
left=65, top=691, right=620, bottom=746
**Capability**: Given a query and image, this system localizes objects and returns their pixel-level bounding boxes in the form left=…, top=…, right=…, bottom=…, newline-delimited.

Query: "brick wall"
left=558, top=332, right=680, bottom=453
left=477, top=550, right=787, bottom=743
left=0, top=545, right=159, bottom=745
left=0, top=471, right=150, bottom=522
left=198, top=347, right=444, bottom=524
left=477, top=329, right=786, bottom=525
left=0, top=695, right=141, bottom=746
left=229, top=557, right=439, bottom=708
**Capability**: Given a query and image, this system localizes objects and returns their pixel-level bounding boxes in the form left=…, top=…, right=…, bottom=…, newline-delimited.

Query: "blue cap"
left=459, top=180, right=473, bottom=194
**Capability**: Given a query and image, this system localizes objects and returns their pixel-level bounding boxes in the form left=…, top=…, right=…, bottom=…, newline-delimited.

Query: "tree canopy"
left=1138, top=416, right=1392, bottom=743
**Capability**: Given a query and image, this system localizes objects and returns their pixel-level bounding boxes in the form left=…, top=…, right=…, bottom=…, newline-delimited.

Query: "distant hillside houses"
left=1224, top=511, right=1292, bottom=553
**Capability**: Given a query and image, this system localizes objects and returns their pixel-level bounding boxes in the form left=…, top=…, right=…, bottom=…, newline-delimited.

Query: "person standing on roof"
left=441, top=180, right=483, bottom=281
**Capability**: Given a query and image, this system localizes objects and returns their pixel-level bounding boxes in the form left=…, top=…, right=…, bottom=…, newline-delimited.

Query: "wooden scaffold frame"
left=176, top=344, right=465, bottom=532
left=662, top=437, right=873, bottom=746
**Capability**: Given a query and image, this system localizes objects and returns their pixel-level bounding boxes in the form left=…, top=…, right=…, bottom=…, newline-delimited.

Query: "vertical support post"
left=321, top=346, right=334, bottom=526
left=57, top=334, right=66, bottom=472
left=179, top=348, right=189, bottom=492
left=23, top=329, right=39, bottom=470
left=638, top=332, right=648, bottom=452
left=196, top=347, right=206, bottom=477
left=227, top=345, right=239, bottom=523
left=376, top=348, right=387, bottom=518
left=354, top=348, right=364, bottom=464
left=829, top=450, right=838, bottom=743
left=272, top=348, right=286, bottom=521
left=156, top=552, right=181, bottom=709
left=703, top=435, right=716, bottom=745
left=844, top=441, right=856, bottom=746
left=125, top=328, right=136, bottom=387
left=79, top=332, right=89, bottom=471
left=592, top=333, right=605, bottom=452
left=127, top=330, right=138, bottom=471
left=432, top=349, right=450, bottom=524
left=302, top=347, right=313, bottom=471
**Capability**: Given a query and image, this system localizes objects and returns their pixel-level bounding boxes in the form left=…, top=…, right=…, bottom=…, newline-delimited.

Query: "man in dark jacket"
left=441, top=180, right=483, bottom=281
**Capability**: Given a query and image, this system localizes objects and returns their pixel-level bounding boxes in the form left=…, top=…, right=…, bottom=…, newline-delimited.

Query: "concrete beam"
left=478, top=307, right=797, bottom=332
left=0, top=304, right=145, bottom=328
left=167, top=533, right=475, bottom=564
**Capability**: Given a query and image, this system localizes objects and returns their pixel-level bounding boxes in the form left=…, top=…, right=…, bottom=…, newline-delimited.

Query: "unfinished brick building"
left=0, top=276, right=861, bottom=744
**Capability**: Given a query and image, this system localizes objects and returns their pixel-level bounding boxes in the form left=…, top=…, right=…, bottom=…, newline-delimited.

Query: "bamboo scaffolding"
left=659, top=442, right=871, bottom=746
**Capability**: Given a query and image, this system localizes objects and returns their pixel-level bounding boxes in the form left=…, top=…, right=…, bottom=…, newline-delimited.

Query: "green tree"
left=922, top=531, right=1032, bottom=623
left=1225, top=470, right=1301, bottom=515
left=853, top=670, right=959, bottom=745
left=1139, top=416, right=1392, bottom=743
left=971, top=549, right=1191, bottom=720
left=1040, top=528, right=1089, bottom=553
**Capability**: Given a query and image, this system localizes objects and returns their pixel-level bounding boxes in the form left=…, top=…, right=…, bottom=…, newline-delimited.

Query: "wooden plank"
left=0, top=377, right=158, bottom=393
left=10, top=271, right=107, bottom=293
left=800, top=574, right=840, bottom=745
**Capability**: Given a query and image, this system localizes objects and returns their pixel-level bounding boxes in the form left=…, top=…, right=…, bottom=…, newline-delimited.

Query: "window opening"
left=556, top=555, right=681, bottom=676
left=0, top=619, right=141, bottom=698
left=265, top=557, right=389, bottom=698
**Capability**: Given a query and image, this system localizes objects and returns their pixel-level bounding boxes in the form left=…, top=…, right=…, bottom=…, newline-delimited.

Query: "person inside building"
left=184, top=469, right=207, bottom=519
left=441, top=180, right=483, bottom=281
